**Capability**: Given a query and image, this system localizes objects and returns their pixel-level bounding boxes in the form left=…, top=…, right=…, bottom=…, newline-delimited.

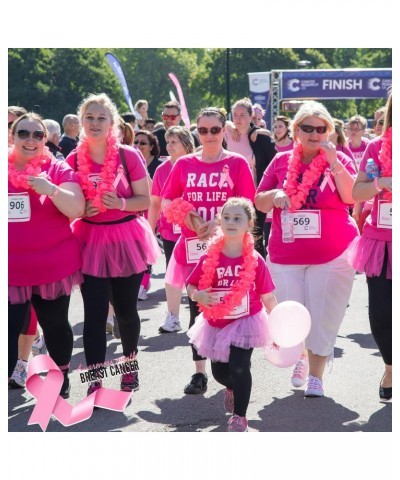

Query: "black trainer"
left=60, top=371, right=71, bottom=399
left=184, top=373, right=208, bottom=394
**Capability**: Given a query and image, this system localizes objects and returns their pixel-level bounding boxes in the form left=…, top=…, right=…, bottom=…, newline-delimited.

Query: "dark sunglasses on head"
left=8, top=121, right=13, bottom=130
left=372, top=119, right=384, bottom=127
left=134, top=140, right=149, bottom=146
left=197, top=126, right=223, bottom=136
left=16, top=129, right=46, bottom=141
left=162, top=114, right=179, bottom=121
left=299, top=124, right=327, bottom=134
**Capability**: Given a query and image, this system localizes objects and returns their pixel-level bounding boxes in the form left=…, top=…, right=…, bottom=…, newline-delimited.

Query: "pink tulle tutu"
left=8, top=270, right=83, bottom=305
left=187, top=309, right=272, bottom=363
left=165, top=252, right=194, bottom=290
left=72, top=215, right=161, bottom=278
left=348, top=236, right=392, bottom=279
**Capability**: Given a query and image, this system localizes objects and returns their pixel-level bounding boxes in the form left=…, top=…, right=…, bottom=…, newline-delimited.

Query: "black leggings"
left=188, top=298, right=207, bottom=362
left=8, top=295, right=72, bottom=377
left=254, top=208, right=266, bottom=258
left=366, top=248, right=392, bottom=365
left=263, top=221, right=272, bottom=255
left=211, top=346, right=253, bottom=417
left=81, top=273, right=144, bottom=369
left=162, top=237, right=176, bottom=268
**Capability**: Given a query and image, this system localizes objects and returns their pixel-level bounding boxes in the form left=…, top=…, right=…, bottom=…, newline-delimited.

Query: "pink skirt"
left=73, top=215, right=161, bottom=278
left=165, top=252, right=194, bottom=290
left=187, top=309, right=272, bottom=363
left=348, top=236, right=392, bottom=279
left=8, top=270, right=83, bottom=305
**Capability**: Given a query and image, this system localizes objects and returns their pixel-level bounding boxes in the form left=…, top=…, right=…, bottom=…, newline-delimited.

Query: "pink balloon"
left=268, top=301, right=311, bottom=348
left=265, top=341, right=305, bottom=368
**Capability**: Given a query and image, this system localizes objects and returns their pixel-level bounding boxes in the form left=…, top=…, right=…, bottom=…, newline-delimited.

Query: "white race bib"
left=293, top=210, right=321, bottom=238
left=377, top=200, right=392, bottom=229
left=8, top=192, right=31, bottom=222
left=173, top=223, right=182, bottom=234
left=210, top=289, right=250, bottom=320
left=88, top=173, right=102, bottom=189
left=185, top=237, right=208, bottom=264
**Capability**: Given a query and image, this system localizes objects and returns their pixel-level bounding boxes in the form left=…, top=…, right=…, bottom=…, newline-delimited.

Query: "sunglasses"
left=162, top=114, right=179, bottom=121
left=16, top=129, right=46, bottom=141
left=134, top=140, right=150, bottom=146
left=197, top=126, right=223, bottom=135
left=299, top=124, right=327, bottom=134
left=372, top=119, right=384, bottom=127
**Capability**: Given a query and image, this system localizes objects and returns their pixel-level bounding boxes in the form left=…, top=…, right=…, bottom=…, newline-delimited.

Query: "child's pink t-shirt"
left=66, top=145, right=147, bottom=223
left=187, top=251, right=275, bottom=328
left=8, top=158, right=82, bottom=286
left=256, top=150, right=359, bottom=265
left=151, top=159, right=180, bottom=242
left=161, top=153, right=256, bottom=265
left=359, top=137, right=391, bottom=241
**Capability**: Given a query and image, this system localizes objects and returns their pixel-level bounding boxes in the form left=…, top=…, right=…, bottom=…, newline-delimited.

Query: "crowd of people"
left=8, top=88, right=392, bottom=431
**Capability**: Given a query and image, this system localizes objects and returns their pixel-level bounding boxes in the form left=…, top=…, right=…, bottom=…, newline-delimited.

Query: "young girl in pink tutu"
left=187, top=197, right=277, bottom=431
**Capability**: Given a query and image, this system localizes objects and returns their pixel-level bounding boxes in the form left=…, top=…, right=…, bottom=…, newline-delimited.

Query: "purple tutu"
left=8, top=270, right=83, bottom=305
left=187, top=309, right=272, bottom=363
left=348, top=236, right=392, bottom=279
left=73, top=215, right=161, bottom=278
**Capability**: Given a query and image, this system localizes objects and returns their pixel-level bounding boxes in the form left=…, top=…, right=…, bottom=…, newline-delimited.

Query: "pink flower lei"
left=76, top=133, right=119, bottom=212
left=284, top=142, right=328, bottom=212
left=198, top=232, right=258, bottom=321
left=164, top=198, right=195, bottom=226
left=8, top=147, right=52, bottom=189
left=379, top=127, right=392, bottom=202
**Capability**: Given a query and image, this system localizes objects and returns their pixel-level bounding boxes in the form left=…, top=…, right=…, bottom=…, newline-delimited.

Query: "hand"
left=194, top=288, right=218, bottom=307
left=378, top=176, right=392, bottom=192
left=250, top=129, right=272, bottom=142
left=27, top=175, right=54, bottom=196
left=84, top=200, right=100, bottom=217
left=273, top=190, right=291, bottom=209
left=184, top=211, right=205, bottom=232
left=101, top=191, right=121, bottom=209
left=319, top=140, right=337, bottom=166
left=196, top=218, right=219, bottom=240
left=226, top=121, right=240, bottom=141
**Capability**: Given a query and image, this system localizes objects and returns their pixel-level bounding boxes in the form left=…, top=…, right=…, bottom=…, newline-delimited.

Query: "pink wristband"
left=373, top=177, right=383, bottom=192
left=120, top=198, right=127, bottom=211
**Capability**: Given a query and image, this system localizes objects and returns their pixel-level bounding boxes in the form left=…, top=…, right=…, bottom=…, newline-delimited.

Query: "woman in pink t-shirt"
left=273, top=115, right=294, bottom=153
left=350, top=91, right=392, bottom=400
left=161, top=107, right=256, bottom=395
left=187, top=198, right=277, bottom=432
left=8, top=112, right=85, bottom=398
left=255, top=101, right=358, bottom=398
left=148, top=126, right=195, bottom=334
left=69, top=93, right=160, bottom=396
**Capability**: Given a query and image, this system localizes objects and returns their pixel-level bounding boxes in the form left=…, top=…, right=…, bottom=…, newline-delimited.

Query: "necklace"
left=284, top=142, right=328, bottom=211
left=76, top=133, right=119, bottom=212
left=379, top=127, right=392, bottom=202
left=198, top=232, right=257, bottom=320
left=8, top=147, right=51, bottom=189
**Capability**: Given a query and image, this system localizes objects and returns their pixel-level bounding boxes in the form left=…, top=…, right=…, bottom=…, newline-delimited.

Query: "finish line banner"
left=281, top=69, right=392, bottom=99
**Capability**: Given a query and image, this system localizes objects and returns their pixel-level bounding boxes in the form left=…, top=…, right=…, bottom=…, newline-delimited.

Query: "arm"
left=353, top=170, right=392, bottom=202
left=101, top=176, right=150, bottom=211
left=250, top=128, right=272, bottom=142
left=255, top=188, right=290, bottom=212
left=148, top=194, right=162, bottom=233
left=187, top=285, right=217, bottom=307
left=260, top=292, right=278, bottom=314
left=225, top=121, right=241, bottom=141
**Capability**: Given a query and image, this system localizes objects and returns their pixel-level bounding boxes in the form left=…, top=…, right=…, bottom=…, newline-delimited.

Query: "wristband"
left=120, top=198, right=127, bottom=211
left=330, top=161, right=344, bottom=175
left=49, top=184, right=60, bottom=198
left=373, top=177, right=383, bottom=192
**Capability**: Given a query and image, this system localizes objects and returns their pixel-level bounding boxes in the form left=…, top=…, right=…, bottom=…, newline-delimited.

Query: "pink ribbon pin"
left=113, top=165, right=129, bottom=189
left=218, top=165, right=234, bottom=189
left=26, top=355, right=131, bottom=431
left=320, top=168, right=336, bottom=193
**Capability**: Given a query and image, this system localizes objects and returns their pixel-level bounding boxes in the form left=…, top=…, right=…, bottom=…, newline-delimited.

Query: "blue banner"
left=105, top=52, right=135, bottom=113
left=281, top=69, right=392, bottom=99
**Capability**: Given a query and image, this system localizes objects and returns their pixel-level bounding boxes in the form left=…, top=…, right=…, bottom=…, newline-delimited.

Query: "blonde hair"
left=290, top=101, right=334, bottom=140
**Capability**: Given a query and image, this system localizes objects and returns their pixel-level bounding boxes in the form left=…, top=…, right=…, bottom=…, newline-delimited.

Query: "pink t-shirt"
left=349, top=138, right=370, bottom=168
left=66, top=145, right=147, bottom=223
left=8, top=158, right=82, bottom=286
left=256, top=151, right=359, bottom=265
left=359, top=137, right=391, bottom=241
left=161, top=153, right=256, bottom=265
left=336, top=144, right=355, bottom=161
left=275, top=141, right=294, bottom=153
left=187, top=251, right=275, bottom=328
left=151, top=159, right=180, bottom=242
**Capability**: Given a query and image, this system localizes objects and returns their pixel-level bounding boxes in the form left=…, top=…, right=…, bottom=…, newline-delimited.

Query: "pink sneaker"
left=224, top=388, right=234, bottom=413
left=291, top=354, right=309, bottom=387
left=227, top=414, right=248, bottom=432
left=304, top=375, right=324, bottom=397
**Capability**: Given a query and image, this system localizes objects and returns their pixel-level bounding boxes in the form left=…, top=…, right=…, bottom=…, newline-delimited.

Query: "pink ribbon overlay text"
left=26, top=355, right=131, bottom=431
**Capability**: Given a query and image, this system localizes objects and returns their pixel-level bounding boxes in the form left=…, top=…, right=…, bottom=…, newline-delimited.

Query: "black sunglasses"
left=197, top=126, right=223, bottom=135
left=16, top=129, right=46, bottom=141
left=372, top=119, right=384, bottom=127
left=299, top=124, right=327, bottom=134
left=134, top=140, right=150, bottom=146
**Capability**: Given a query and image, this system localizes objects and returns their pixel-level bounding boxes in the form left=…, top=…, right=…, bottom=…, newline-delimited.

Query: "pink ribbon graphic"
left=26, top=355, right=131, bottom=431
left=218, top=165, right=234, bottom=189
left=113, top=165, right=130, bottom=190
left=320, top=168, right=336, bottom=193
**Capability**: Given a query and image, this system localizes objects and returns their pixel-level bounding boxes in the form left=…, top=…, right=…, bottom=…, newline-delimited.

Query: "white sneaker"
left=31, top=334, right=47, bottom=356
left=9, top=360, right=28, bottom=388
left=159, top=313, right=182, bottom=333
left=304, top=375, right=324, bottom=397
left=138, top=285, right=148, bottom=301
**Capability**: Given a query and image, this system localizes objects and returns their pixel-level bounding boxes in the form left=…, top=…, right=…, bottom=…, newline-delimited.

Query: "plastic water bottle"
left=365, top=158, right=380, bottom=180
left=281, top=206, right=294, bottom=243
